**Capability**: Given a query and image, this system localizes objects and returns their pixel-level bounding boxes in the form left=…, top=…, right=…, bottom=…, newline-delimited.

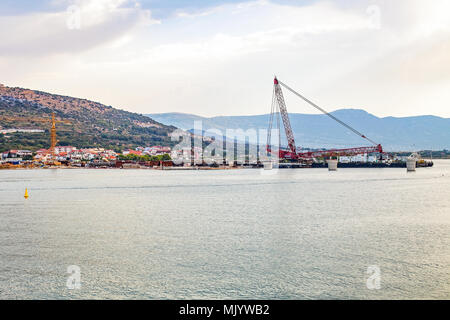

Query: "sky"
left=1, top=0, right=450, bottom=118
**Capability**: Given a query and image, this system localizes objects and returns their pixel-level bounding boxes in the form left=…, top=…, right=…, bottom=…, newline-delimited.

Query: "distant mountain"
left=147, top=110, right=450, bottom=151
left=0, top=85, right=176, bottom=152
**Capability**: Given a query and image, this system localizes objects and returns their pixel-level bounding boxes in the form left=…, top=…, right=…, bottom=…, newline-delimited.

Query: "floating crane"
left=0, top=112, right=72, bottom=155
left=267, top=77, right=383, bottom=161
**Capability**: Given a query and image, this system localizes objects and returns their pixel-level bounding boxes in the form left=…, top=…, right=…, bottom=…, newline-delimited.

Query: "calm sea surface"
left=1, top=161, right=449, bottom=299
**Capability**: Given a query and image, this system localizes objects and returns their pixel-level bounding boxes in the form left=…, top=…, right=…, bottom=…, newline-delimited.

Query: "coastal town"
left=0, top=145, right=180, bottom=169
left=0, top=143, right=438, bottom=170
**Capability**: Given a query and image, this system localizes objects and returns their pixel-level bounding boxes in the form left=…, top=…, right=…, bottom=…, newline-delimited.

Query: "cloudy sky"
left=1, top=0, right=449, bottom=117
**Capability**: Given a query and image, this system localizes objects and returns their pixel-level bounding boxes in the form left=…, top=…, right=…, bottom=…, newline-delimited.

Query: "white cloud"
left=0, top=0, right=156, bottom=56
left=1, top=0, right=450, bottom=118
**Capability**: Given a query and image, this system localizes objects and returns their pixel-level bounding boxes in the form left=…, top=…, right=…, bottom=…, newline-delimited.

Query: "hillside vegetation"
left=0, top=85, right=176, bottom=152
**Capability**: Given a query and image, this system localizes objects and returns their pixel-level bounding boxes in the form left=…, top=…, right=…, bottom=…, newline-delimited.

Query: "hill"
left=147, top=110, right=450, bottom=151
left=0, top=84, right=176, bottom=152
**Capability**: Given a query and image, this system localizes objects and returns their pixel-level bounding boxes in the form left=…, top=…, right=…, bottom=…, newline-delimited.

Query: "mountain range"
left=0, top=84, right=176, bottom=152
left=147, top=110, right=450, bottom=151
left=1, top=82, right=448, bottom=153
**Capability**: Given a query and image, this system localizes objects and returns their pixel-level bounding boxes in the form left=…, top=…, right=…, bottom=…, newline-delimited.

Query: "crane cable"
left=278, top=80, right=379, bottom=146
left=266, top=86, right=276, bottom=148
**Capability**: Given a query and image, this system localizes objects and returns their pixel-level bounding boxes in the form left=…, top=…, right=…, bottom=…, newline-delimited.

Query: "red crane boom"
left=273, top=78, right=297, bottom=156
left=267, top=77, right=383, bottom=160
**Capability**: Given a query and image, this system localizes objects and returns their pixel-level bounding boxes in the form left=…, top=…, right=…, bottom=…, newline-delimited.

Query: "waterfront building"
left=144, top=146, right=171, bottom=156
left=54, top=146, right=76, bottom=154
left=123, top=150, right=142, bottom=156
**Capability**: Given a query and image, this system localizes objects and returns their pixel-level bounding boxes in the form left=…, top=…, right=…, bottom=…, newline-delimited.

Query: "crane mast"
left=273, top=77, right=297, bottom=158
left=267, top=77, right=383, bottom=161
left=50, top=113, right=57, bottom=154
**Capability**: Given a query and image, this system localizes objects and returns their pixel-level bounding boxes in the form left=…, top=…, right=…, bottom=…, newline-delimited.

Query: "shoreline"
left=0, top=162, right=441, bottom=171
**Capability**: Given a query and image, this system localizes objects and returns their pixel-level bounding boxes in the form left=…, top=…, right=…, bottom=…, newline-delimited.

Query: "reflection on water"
left=1, top=161, right=450, bottom=299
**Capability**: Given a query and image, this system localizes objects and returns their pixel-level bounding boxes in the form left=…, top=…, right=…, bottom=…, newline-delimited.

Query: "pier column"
left=327, top=159, right=338, bottom=171
left=406, top=158, right=416, bottom=172
left=263, top=161, right=273, bottom=170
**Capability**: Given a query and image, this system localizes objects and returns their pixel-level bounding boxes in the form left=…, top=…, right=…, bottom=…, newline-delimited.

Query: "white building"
left=54, top=146, right=76, bottom=154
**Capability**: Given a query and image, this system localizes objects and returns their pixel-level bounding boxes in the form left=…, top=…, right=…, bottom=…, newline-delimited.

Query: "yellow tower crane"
left=0, top=112, right=72, bottom=154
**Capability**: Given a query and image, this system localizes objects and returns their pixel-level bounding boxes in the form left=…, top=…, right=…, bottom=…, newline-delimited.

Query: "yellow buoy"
left=24, top=189, right=29, bottom=199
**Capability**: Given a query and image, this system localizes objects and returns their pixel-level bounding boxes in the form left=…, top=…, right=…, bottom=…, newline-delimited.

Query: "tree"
left=159, top=154, right=171, bottom=161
